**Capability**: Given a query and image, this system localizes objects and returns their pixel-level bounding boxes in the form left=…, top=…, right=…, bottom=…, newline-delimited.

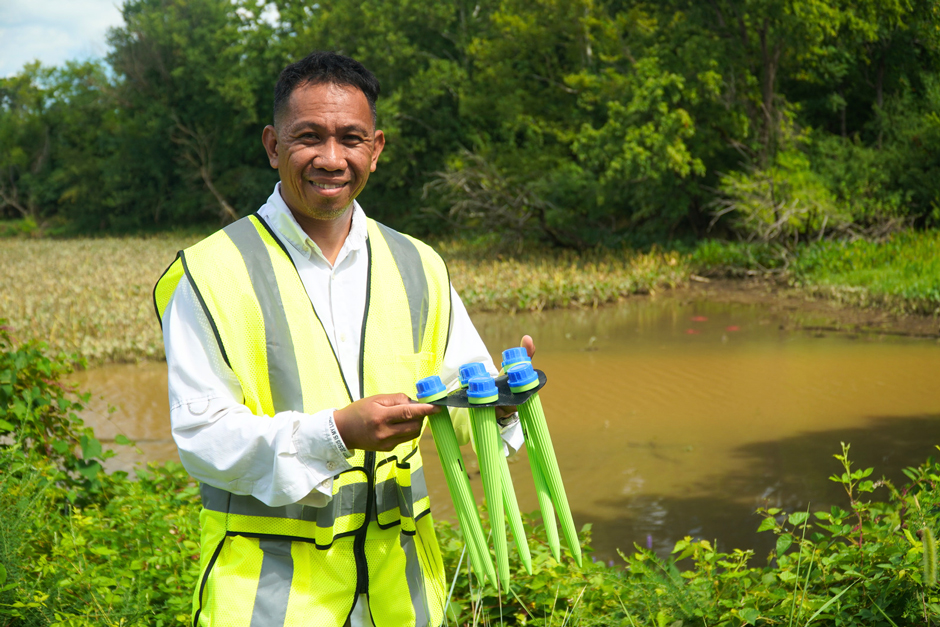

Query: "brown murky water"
left=70, top=297, right=940, bottom=563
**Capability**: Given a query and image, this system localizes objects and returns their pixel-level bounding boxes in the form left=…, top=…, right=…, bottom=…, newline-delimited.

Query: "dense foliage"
left=2, top=323, right=940, bottom=626
left=2, top=0, right=939, bottom=246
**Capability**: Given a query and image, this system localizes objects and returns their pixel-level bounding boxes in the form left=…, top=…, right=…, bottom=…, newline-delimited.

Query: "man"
left=153, top=51, right=532, bottom=627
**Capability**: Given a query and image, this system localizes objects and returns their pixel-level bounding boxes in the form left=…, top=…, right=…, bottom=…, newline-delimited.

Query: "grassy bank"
left=2, top=229, right=937, bottom=365
left=0, top=235, right=689, bottom=365
left=2, top=330, right=940, bottom=626
left=690, top=230, right=940, bottom=316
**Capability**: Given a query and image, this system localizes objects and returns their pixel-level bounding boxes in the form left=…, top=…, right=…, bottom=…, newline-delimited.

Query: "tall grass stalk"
left=803, top=581, right=858, bottom=626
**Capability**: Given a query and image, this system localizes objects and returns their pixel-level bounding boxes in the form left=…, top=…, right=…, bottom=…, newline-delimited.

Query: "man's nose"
left=314, top=138, right=345, bottom=171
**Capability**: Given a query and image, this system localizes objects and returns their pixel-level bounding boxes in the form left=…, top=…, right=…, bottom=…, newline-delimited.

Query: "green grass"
left=0, top=235, right=201, bottom=366
left=791, top=231, right=940, bottom=314
left=0, top=235, right=691, bottom=365
left=2, top=228, right=937, bottom=366
left=689, top=229, right=940, bottom=315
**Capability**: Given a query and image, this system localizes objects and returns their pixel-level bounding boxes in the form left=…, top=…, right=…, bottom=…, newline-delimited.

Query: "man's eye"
left=344, top=135, right=364, bottom=143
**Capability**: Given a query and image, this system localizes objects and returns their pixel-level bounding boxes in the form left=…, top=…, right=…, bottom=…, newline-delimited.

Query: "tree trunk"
left=758, top=21, right=781, bottom=165
left=876, top=54, right=885, bottom=149
left=840, top=86, right=847, bottom=138
left=200, top=167, right=239, bottom=224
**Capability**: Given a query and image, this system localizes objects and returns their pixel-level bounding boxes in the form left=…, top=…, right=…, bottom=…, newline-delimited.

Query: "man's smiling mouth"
left=311, top=181, right=346, bottom=190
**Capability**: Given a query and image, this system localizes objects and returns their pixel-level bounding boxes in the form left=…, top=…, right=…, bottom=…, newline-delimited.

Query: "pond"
left=69, top=294, right=940, bottom=564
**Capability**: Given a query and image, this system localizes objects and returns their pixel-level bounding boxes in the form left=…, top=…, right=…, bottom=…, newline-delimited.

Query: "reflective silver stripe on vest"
left=249, top=539, right=293, bottom=627
left=224, top=218, right=304, bottom=414
left=401, top=534, right=431, bottom=627
left=201, top=482, right=369, bottom=526
left=375, top=223, right=429, bottom=353
left=374, top=466, right=429, bottom=522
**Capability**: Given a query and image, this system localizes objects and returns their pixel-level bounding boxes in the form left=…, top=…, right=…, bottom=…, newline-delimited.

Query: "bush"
left=710, top=148, right=851, bottom=248
left=3, top=319, right=940, bottom=626
left=0, top=324, right=111, bottom=500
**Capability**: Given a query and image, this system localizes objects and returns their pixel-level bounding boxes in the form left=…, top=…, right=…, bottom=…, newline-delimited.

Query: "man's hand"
left=333, top=393, right=441, bottom=452
left=519, top=334, right=535, bottom=360
left=496, top=334, right=536, bottom=421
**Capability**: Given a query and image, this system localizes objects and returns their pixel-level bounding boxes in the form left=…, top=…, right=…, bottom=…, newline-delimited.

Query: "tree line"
left=1, top=0, right=939, bottom=248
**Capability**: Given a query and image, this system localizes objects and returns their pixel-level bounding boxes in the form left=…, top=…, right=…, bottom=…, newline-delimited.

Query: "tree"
left=104, top=0, right=277, bottom=229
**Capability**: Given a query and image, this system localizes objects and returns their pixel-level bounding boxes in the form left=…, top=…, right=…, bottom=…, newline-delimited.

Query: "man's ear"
left=262, top=125, right=279, bottom=169
left=370, top=129, right=386, bottom=172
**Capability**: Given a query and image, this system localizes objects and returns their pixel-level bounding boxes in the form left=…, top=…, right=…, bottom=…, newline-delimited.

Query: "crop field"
left=0, top=236, right=690, bottom=365
left=0, top=236, right=201, bottom=365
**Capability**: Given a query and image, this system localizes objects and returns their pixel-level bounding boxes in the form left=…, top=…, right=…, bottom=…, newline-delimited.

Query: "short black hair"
left=273, top=51, right=380, bottom=128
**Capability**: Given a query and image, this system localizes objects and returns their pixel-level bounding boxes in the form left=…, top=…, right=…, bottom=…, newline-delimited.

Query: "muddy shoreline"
left=660, top=277, right=940, bottom=340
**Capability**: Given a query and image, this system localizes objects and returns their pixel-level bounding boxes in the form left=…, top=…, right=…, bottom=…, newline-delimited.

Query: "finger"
left=374, top=392, right=414, bottom=407
left=521, top=334, right=535, bottom=359
left=383, top=419, right=425, bottom=449
left=402, top=402, right=440, bottom=418
left=387, top=403, right=437, bottom=424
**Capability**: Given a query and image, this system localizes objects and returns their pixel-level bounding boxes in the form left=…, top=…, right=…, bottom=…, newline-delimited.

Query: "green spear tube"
left=505, top=360, right=582, bottom=567
left=518, top=392, right=582, bottom=567
left=499, top=450, right=532, bottom=574
left=526, top=432, right=561, bottom=562
left=416, top=376, right=496, bottom=585
left=502, top=350, right=560, bottom=561
left=467, top=375, right=510, bottom=592
left=427, top=411, right=497, bottom=585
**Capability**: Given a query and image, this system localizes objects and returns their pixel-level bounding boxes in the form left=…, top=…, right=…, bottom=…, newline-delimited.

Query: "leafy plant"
left=0, top=323, right=110, bottom=497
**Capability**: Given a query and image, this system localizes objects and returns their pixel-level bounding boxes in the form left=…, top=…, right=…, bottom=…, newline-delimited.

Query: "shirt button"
left=340, top=333, right=346, bottom=342
left=326, top=461, right=337, bottom=472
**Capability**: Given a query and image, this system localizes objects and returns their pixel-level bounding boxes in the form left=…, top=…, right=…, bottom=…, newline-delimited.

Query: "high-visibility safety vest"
left=153, top=213, right=453, bottom=627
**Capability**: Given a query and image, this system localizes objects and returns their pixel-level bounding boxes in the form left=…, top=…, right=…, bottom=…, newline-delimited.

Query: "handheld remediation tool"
left=415, top=350, right=580, bottom=592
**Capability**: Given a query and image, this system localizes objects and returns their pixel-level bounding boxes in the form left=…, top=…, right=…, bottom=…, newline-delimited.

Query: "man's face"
left=262, top=82, right=385, bottom=226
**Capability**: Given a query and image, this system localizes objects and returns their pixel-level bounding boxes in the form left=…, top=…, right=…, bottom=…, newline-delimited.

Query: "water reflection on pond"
left=71, top=296, right=940, bottom=563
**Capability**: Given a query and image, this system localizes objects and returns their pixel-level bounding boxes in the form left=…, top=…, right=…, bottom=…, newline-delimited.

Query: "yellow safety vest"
left=154, top=213, right=452, bottom=627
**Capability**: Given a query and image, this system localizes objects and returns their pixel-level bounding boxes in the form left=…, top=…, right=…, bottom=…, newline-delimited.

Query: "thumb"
left=521, top=334, right=535, bottom=359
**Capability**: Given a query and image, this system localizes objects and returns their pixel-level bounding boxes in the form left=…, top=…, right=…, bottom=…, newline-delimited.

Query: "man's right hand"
left=333, top=393, right=440, bottom=452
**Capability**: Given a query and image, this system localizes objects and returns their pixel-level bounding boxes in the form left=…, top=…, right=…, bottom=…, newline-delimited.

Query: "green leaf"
left=758, top=517, right=778, bottom=533
left=0, top=418, right=13, bottom=431
left=114, top=434, right=132, bottom=445
left=776, top=533, right=794, bottom=555
left=80, top=434, right=102, bottom=460
left=739, top=607, right=760, bottom=625
left=789, top=511, right=809, bottom=526
left=77, top=461, right=102, bottom=480
left=0, top=562, right=6, bottom=586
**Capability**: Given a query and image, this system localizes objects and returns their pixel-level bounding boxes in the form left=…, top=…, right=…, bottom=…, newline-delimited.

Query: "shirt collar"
left=258, top=183, right=368, bottom=264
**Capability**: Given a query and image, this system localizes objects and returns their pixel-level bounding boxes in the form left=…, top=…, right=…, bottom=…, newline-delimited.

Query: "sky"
left=0, top=0, right=125, bottom=77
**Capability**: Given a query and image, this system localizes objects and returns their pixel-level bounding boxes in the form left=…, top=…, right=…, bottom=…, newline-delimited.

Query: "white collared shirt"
left=162, top=184, right=520, bottom=509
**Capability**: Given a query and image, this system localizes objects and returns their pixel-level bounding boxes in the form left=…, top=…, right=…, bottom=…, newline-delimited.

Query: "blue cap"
left=415, top=376, right=446, bottom=401
left=458, top=362, right=488, bottom=388
left=466, top=375, right=498, bottom=401
left=507, top=362, right=538, bottom=389
left=501, top=347, right=531, bottom=368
